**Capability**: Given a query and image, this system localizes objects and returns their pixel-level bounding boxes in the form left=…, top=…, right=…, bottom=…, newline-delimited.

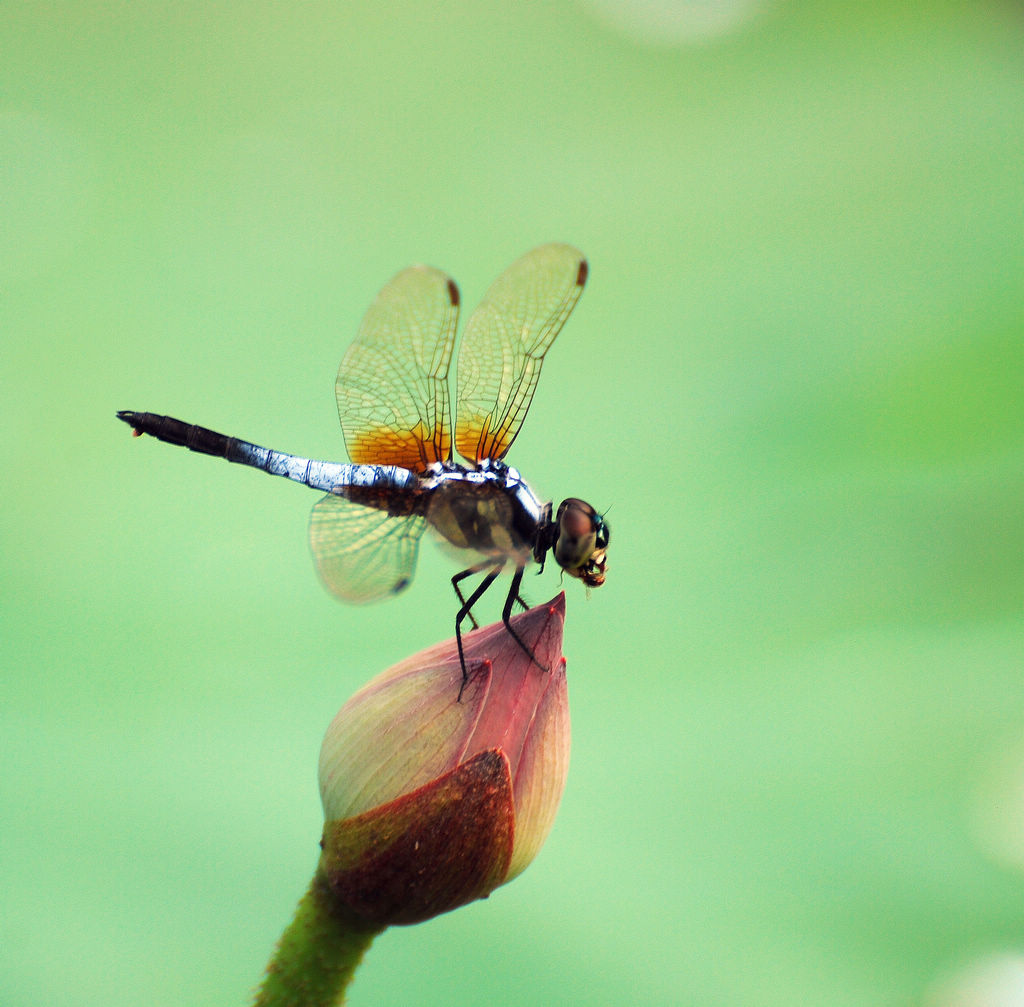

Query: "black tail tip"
left=117, top=411, right=144, bottom=436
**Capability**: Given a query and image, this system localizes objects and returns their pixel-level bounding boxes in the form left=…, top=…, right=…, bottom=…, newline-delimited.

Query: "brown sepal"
left=320, top=748, right=515, bottom=927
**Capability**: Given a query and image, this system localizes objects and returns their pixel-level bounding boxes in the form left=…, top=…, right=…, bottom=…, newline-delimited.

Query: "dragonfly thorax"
left=422, top=459, right=547, bottom=563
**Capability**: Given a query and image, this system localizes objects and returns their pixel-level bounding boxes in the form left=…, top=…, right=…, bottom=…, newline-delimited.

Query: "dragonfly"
left=118, top=243, right=609, bottom=692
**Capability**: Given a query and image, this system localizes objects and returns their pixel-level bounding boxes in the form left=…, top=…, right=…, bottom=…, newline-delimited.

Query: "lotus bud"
left=317, top=594, right=570, bottom=927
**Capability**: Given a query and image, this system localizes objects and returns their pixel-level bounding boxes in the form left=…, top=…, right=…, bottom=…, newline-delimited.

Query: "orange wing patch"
left=346, top=423, right=451, bottom=471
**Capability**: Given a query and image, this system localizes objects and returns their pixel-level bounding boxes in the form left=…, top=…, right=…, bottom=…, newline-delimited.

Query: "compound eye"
left=554, top=498, right=599, bottom=571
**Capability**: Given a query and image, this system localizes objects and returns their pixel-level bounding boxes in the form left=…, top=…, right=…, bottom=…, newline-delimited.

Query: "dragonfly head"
left=552, top=498, right=609, bottom=589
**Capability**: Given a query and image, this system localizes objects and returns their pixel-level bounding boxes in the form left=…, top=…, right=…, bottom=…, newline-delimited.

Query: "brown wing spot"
left=576, top=259, right=588, bottom=287
left=447, top=278, right=460, bottom=307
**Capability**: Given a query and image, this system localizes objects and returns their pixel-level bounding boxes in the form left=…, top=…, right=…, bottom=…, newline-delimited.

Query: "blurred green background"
left=3, top=1, right=1023, bottom=1004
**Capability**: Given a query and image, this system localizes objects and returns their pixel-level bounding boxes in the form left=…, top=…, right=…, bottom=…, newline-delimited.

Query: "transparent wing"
left=336, top=265, right=459, bottom=473
left=310, top=494, right=427, bottom=603
left=454, top=243, right=587, bottom=463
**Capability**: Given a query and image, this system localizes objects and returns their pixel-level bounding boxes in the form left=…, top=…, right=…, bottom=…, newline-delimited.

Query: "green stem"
left=255, top=861, right=384, bottom=1007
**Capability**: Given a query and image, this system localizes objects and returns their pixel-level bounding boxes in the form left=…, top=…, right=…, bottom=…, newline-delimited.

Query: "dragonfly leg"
left=452, top=560, right=494, bottom=630
left=501, top=566, right=547, bottom=673
left=455, top=561, right=505, bottom=701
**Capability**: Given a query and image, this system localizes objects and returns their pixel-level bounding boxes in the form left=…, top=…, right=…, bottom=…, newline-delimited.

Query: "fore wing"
left=336, top=265, right=459, bottom=472
left=454, top=243, right=587, bottom=464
